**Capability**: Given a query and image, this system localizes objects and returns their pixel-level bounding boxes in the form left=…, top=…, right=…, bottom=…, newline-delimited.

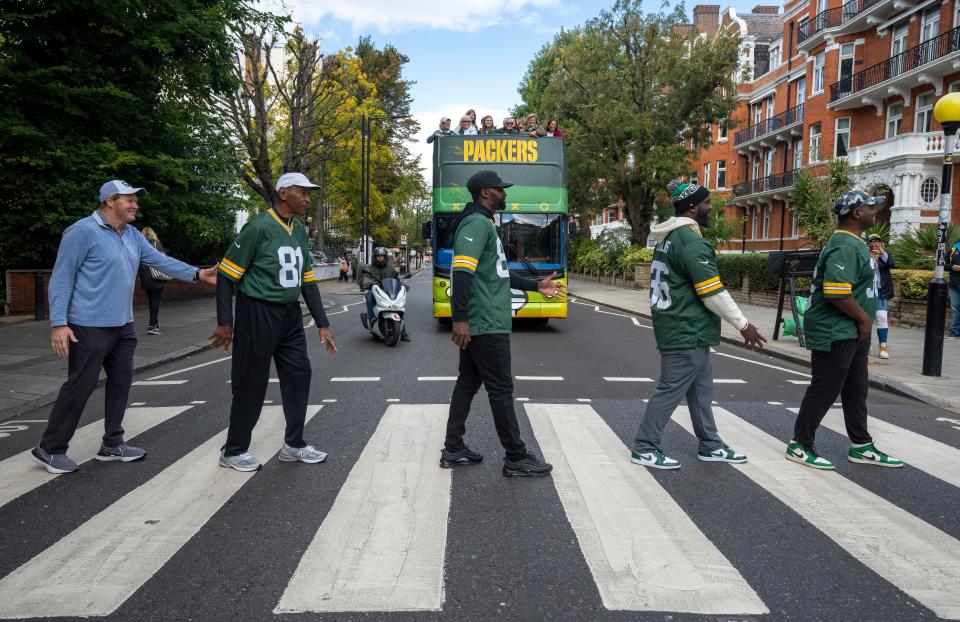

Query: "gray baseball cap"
left=99, top=180, right=145, bottom=203
left=833, top=190, right=886, bottom=217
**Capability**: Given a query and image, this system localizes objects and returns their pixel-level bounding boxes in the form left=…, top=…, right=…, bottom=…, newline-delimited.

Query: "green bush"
left=716, top=253, right=780, bottom=291
left=891, top=269, right=933, bottom=300
left=618, top=245, right=653, bottom=271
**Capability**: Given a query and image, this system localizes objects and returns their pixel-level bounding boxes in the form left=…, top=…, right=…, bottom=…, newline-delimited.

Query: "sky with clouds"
left=274, top=0, right=769, bottom=179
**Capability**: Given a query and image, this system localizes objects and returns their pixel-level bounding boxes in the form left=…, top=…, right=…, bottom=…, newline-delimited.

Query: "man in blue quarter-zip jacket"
left=30, top=180, right=217, bottom=475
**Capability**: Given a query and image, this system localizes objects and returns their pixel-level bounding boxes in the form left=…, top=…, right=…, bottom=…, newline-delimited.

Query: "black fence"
left=732, top=168, right=799, bottom=198
left=797, top=0, right=884, bottom=43
left=734, top=104, right=805, bottom=147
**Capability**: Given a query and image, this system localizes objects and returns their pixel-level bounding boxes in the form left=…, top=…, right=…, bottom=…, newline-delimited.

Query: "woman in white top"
left=457, top=114, right=478, bottom=135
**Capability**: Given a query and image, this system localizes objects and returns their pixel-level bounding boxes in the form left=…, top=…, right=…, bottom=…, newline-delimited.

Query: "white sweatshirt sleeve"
left=702, top=290, right=749, bottom=331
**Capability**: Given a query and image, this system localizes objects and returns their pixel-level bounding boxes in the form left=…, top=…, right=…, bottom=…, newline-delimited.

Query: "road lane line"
left=713, top=352, right=811, bottom=378
left=331, top=377, right=381, bottom=382
left=788, top=407, right=960, bottom=489
left=525, top=404, right=766, bottom=614
left=603, top=377, right=653, bottom=382
left=675, top=405, right=960, bottom=620
left=275, top=404, right=450, bottom=613
left=417, top=376, right=458, bottom=381
left=0, top=405, right=321, bottom=619
left=190, top=401, right=206, bottom=405
left=0, top=406, right=193, bottom=510
left=767, top=401, right=783, bottom=405
left=129, top=402, right=146, bottom=406
left=786, top=380, right=810, bottom=385
left=133, top=380, right=188, bottom=386
left=147, top=356, right=231, bottom=380
left=515, top=376, right=564, bottom=381
left=322, top=399, right=338, bottom=403
left=713, top=379, right=746, bottom=384
left=631, top=317, right=640, bottom=326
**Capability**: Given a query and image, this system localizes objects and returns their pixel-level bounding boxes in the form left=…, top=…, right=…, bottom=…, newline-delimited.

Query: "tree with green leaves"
left=703, top=195, right=745, bottom=248
left=517, top=1, right=741, bottom=244
left=790, top=158, right=860, bottom=249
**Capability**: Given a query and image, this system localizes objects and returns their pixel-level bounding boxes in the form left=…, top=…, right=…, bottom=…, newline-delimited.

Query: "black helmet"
left=373, top=246, right=388, bottom=268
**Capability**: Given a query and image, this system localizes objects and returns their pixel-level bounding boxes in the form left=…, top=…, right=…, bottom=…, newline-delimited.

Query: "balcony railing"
left=732, top=168, right=798, bottom=197
left=830, top=26, right=960, bottom=102
left=797, top=0, right=884, bottom=44
left=734, top=103, right=805, bottom=147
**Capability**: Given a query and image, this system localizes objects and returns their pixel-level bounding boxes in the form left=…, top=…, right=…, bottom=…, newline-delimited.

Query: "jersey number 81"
left=278, top=246, right=304, bottom=288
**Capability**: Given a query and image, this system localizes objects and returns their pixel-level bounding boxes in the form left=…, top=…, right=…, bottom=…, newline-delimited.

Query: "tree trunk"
left=622, top=188, right=653, bottom=245
left=314, top=160, right=327, bottom=246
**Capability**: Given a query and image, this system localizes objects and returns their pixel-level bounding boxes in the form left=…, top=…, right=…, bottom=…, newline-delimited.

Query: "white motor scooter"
left=360, top=275, right=408, bottom=347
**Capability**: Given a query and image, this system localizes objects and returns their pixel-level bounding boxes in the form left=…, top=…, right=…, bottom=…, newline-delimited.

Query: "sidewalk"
left=570, top=277, right=960, bottom=414
left=0, top=278, right=369, bottom=422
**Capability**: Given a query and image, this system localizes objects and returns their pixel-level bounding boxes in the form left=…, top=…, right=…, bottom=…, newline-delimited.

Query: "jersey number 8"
left=278, top=246, right=304, bottom=288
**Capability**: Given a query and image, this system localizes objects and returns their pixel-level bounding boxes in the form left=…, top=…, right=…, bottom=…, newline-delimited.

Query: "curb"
left=571, top=290, right=957, bottom=413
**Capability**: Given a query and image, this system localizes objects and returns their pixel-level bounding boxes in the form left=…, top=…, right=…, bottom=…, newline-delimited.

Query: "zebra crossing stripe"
left=275, top=404, right=450, bottom=613
left=0, top=405, right=321, bottom=619
left=0, top=406, right=193, bottom=510
left=789, top=407, right=960, bottom=490
left=674, top=405, right=960, bottom=620
left=524, top=403, right=767, bottom=614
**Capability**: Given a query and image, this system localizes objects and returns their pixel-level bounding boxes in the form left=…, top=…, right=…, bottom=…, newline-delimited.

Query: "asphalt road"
left=1, top=270, right=958, bottom=622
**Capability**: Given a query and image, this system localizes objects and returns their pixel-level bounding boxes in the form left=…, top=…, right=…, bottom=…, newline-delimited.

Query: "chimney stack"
left=751, top=5, right=780, bottom=14
left=693, top=5, right=720, bottom=34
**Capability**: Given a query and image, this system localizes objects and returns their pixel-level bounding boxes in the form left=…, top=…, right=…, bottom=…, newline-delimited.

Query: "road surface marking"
left=631, top=317, right=640, bottom=326
left=525, top=404, right=766, bottom=614
left=577, top=398, right=592, bottom=402
left=147, top=356, right=231, bottom=380
left=264, top=400, right=273, bottom=404
left=787, top=380, right=810, bottom=385
left=0, top=406, right=192, bottom=510
left=516, top=397, right=529, bottom=402
left=675, top=405, right=960, bottom=620
left=276, top=404, right=450, bottom=613
left=322, top=399, right=338, bottom=403
left=767, top=401, right=783, bottom=406
left=386, top=398, right=400, bottom=402
left=603, top=377, right=654, bottom=382
left=515, top=376, right=564, bottom=381
left=133, top=380, right=188, bottom=386
left=331, top=377, right=381, bottom=382
left=0, top=405, right=321, bottom=619
left=417, top=376, right=458, bottom=381
left=269, top=378, right=279, bottom=383
left=714, top=379, right=746, bottom=384
left=713, top=352, right=811, bottom=378
left=129, top=402, right=146, bottom=406
left=190, top=401, right=206, bottom=405
left=788, top=407, right=960, bottom=489
left=305, top=318, right=315, bottom=327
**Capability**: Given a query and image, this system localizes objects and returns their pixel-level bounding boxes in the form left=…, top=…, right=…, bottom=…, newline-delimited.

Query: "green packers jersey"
left=650, top=223, right=725, bottom=350
left=452, top=211, right=512, bottom=336
left=217, top=208, right=317, bottom=303
left=803, top=230, right=878, bottom=351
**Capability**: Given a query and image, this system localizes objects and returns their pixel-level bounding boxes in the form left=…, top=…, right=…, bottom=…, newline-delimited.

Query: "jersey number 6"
left=650, top=260, right=672, bottom=310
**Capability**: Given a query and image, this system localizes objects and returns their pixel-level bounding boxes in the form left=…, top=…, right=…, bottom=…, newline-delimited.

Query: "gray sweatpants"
left=633, top=347, right=723, bottom=454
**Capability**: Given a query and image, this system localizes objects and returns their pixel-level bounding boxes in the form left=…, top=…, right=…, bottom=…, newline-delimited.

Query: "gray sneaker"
left=278, top=443, right=327, bottom=464
left=30, top=445, right=78, bottom=474
left=95, top=443, right=146, bottom=462
left=219, top=451, right=261, bottom=472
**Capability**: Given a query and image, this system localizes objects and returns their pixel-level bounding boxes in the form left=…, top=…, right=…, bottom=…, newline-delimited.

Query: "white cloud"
left=280, top=0, right=562, bottom=33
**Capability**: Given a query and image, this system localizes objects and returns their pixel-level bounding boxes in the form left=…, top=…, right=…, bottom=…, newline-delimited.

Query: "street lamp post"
left=923, top=93, right=960, bottom=376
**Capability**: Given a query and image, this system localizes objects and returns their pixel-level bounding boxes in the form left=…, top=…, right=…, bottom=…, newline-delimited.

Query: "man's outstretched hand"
left=537, top=272, right=565, bottom=298
left=740, top=323, right=767, bottom=350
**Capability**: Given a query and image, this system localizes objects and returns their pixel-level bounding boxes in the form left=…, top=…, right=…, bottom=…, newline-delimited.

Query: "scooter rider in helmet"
left=361, top=247, right=411, bottom=342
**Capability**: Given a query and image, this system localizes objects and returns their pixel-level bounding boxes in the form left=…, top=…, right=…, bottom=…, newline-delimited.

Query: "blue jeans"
left=950, top=287, right=960, bottom=335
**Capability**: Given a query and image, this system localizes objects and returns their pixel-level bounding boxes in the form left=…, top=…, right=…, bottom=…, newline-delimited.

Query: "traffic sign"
left=400, top=234, right=408, bottom=244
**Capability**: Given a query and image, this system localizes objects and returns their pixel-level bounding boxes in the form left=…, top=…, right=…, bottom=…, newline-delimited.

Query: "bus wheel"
left=533, top=318, right=549, bottom=325
left=437, top=317, right=452, bottom=328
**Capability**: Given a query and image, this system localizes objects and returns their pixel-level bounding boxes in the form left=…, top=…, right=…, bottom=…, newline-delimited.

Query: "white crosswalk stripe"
left=0, top=405, right=321, bottom=619
left=674, top=405, right=960, bottom=620
left=0, top=406, right=193, bottom=510
left=525, top=403, right=767, bottom=615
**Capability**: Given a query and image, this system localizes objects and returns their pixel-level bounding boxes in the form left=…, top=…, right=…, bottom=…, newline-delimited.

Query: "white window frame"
left=951, top=82, right=960, bottom=93
left=791, top=207, right=799, bottom=237
left=704, top=162, right=711, bottom=189
left=770, top=44, right=781, bottom=69
left=892, top=23, right=908, bottom=56
left=752, top=155, right=761, bottom=181
left=689, top=171, right=698, bottom=185
left=813, top=52, right=825, bottom=93
left=764, top=148, right=774, bottom=176
left=916, top=93, right=934, bottom=133
left=794, top=138, right=804, bottom=169
left=717, top=160, right=727, bottom=188
left=835, top=117, right=851, bottom=157
left=766, top=96, right=776, bottom=122
left=817, top=0, right=827, bottom=14
left=751, top=207, right=759, bottom=239
left=718, top=122, right=728, bottom=141
left=810, top=123, right=822, bottom=163
left=796, top=77, right=806, bottom=107
left=922, top=9, right=941, bottom=43
left=762, top=205, right=771, bottom=239
left=886, top=102, right=903, bottom=138
left=838, top=43, right=855, bottom=81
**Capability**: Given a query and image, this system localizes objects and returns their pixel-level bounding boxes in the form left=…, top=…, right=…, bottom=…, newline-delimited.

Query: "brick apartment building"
left=589, top=0, right=960, bottom=252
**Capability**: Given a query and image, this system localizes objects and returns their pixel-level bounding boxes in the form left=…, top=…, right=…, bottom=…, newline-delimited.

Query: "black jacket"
left=876, top=252, right=895, bottom=300
left=139, top=239, right=167, bottom=290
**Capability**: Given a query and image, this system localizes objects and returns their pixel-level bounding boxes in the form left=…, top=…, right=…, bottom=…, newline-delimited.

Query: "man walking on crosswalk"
left=210, top=172, right=337, bottom=472
left=786, top=191, right=903, bottom=470
left=631, top=179, right=766, bottom=470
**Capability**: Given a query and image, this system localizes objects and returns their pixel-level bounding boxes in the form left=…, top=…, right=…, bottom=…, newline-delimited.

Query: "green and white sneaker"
left=785, top=441, right=834, bottom=470
left=697, top=444, right=747, bottom=463
left=630, top=449, right=681, bottom=470
left=848, top=442, right=903, bottom=468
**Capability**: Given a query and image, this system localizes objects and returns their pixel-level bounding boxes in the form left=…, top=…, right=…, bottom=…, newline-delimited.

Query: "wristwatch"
left=194, top=269, right=199, bottom=282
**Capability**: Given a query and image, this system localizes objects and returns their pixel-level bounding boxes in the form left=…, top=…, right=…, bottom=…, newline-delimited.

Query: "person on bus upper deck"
left=457, top=115, right=478, bottom=136
left=426, top=116, right=455, bottom=143
left=497, top=117, right=520, bottom=134
left=479, top=115, right=497, bottom=135
left=523, top=113, right=547, bottom=137
left=545, top=118, right=564, bottom=137
left=465, top=109, right=479, bottom=132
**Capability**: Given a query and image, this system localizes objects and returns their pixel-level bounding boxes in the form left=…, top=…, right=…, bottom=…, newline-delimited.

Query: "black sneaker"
left=401, top=332, right=411, bottom=342
left=439, top=446, right=483, bottom=468
left=503, top=451, right=553, bottom=478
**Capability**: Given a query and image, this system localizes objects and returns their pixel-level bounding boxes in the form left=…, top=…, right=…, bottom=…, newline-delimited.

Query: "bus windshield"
left=496, top=213, right=565, bottom=268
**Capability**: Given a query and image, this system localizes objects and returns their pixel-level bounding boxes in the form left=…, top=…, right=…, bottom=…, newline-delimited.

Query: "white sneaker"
left=630, top=449, right=681, bottom=470
left=278, top=443, right=327, bottom=464
left=697, top=444, right=747, bottom=463
left=219, top=451, right=261, bottom=472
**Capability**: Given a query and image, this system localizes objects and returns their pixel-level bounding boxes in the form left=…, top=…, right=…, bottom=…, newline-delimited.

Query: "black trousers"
left=793, top=338, right=873, bottom=447
left=145, top=287, right=163, bottom=326
left=445, top=333, right=527, bottom=460
left=40, top=323, right=137, bottom=454
left=338, top=270, right=349, bottom=282
left=223, top=293, right=311, bottom=456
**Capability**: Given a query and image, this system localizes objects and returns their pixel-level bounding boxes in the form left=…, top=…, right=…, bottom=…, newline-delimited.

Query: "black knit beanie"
left=667, top=179, right=710, bottom=214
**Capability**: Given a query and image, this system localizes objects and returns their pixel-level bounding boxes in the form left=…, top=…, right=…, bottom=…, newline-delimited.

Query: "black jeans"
left=223, top=293, right=311, bottom=456
left=445, top=333, right=527, bottom=460
left=338, top=270, right=349, bottom=282
left=793, top=338, right=872, bottom=447
left=40, top=323, right=137, bottom=454
left=145, top=287, right=163, bottom=326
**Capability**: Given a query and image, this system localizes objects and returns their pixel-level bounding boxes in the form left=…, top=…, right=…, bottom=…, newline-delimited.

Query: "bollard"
left=33, top=271, right=46, bottom=322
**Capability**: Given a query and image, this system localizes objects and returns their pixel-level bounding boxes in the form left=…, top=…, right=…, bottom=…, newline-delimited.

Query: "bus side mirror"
left=422, top=221, right=433, bottom=241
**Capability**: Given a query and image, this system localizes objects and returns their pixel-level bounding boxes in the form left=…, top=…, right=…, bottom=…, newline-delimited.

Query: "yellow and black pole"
left=924, top=93, right=960, bottom=376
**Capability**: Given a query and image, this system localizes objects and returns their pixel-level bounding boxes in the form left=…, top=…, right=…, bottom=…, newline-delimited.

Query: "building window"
left=791, top=208, right=799, bottom=237
left=886, top=102, right=903, bottom=138
left=922, top=9, right=941, bottom=43
left=810, top=123, right=822, bottom=163
left=704, top=162, right=711, bottom=189
left=838, top=43, right=855, bottom=82
left=795, top=77, right=806, bottom=107
left=751, top=207, right=759, bottom=239
left=753, top=102, right=762, bottom=126
left=794, top=138, right=803, bottom=169
left=951, top=82, right=960, bottom=93
left=689, top=171, right=698, bottom=185
left=706, top=122, right=713, bottom=139
left=813, top=52, right=825, bottom=93
left=891, top=23, right=908, bottom=57
left=766, top=96, right=776, bottom=131
left=762, top=205, right=771, bottom=239
left=764, top=148, right=774, bottom=176
left=752, top=155, right=760, bottom=181
left=916, top=93, right=934, bottom=133
left=718, top=122, right=728, bottom=140
left=717, top=160, right=727, bottom=188
left=770, top=44, right=781, bottom=69
left=921, top=177, right=940, bottom=203
left=607, top=209, right=617, bottom=223
left=835, top=117, right=850, bottom=157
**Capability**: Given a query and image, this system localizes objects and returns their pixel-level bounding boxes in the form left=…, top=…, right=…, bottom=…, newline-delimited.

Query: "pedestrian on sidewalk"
left=210, top=172, right=337, bottom=473
left=338, top=254, right=349, bottom=282
left=786, top=191, right=903, bottom=471
left=138, top=227, right=169, bottom=335
left=867, top=233, right=895, bottom=359
left=31, top=180, right=217, bottom=475
left=350, top=253, right=359, bottom=282
left=631, top=179, right=765, bottom=470
left=950, top=240, right=960, bottom=338
left=441, top=170, right=564, bottom=478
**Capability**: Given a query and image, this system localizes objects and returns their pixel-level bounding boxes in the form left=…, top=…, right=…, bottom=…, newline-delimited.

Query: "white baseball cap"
left=99, top=179, right=145, bottom=203
left=275, top=172, right=321, bottom=192
left=440, top=116, right=451, bottom=123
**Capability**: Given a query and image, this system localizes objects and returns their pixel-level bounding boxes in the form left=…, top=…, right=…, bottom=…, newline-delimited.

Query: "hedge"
left=890, top=269, right=934, bottom=300
left=715, top=253, right=780, bottom=291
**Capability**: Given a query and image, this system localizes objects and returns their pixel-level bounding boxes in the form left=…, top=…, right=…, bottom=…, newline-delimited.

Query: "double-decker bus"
left=425, top=135, right=568, bottom=324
